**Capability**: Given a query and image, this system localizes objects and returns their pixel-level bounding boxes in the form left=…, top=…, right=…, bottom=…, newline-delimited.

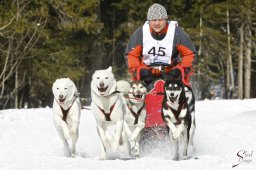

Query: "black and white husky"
left=161, top=70, right=196, bottom=160
left=123, top=80, right=147, bottom=158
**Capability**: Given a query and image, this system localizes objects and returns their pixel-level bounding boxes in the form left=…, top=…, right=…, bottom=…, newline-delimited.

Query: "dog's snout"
left=99, top=82, right=104, bottom=87
left=59, top=94, right=64, bottom=99
left=170, top=93, right=174, bottom=97
left=133, top=89, right=141, bottom=94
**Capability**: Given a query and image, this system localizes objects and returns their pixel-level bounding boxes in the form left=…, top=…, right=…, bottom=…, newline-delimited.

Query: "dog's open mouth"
left=98, top=86, right=108, bottom=93
left=133, top=94, right=144, bottom=101
left=169, top=95, right=178, bottom=102
left=59, top=97, right=66, bottom=103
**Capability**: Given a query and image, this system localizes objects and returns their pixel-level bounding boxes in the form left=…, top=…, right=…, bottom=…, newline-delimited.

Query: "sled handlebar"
left=148, top=56, right=181, bottom=69
left=148, top=62, right=174, bottom=68
left=148, top=62, right=177, bottom=72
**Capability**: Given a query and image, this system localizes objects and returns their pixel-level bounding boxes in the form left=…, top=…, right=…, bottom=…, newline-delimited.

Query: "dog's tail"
left=116, top=80, right=130, bottom=94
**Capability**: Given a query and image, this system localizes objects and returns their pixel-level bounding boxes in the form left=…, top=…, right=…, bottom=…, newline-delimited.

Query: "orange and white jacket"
left=124, top=21, right=196, bottom=80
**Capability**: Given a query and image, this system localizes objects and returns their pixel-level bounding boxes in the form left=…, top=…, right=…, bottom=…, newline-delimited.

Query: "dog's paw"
left=131, top=147, right=138, bottom=158
left=172, top=131, right=181, bottom=140
left=131, top=145, right=139, bottom=158
left=71, top=153, right=77, bottom=158
left=99, top=155, right=107, bottom=160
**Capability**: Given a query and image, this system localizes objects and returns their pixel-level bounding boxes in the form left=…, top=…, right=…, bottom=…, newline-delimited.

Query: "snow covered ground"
left=0, top=99, right=256, bottom=170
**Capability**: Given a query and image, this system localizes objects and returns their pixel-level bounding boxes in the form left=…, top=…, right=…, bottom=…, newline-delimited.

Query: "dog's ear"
left=106, top=66, right=112, bottom=72
left=52, top=80, right=57, bottom=97
left=140, top=80, right=147, bottom=89
left=68, top=79, right=77, bottom=101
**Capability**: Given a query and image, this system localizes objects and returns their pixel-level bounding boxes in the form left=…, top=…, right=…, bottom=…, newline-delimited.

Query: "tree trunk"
left=244, top=13, right=252, bottom=99
left=226, top=8, right=234, bottom=98
left=194, top=4, right=203, bottom=100
left=15, top=66, right=19, bottom=108
left=198, top=6, right=203, bottom=58
left=238, top=23, right=244, bottom=99
left=112, top=13, right=116, bottom=67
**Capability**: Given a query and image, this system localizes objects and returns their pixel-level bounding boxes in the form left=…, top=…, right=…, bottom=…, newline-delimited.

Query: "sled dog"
left=52, top=78, right=81, bottom=157
left=161, top=70, right=195, bottom=160
left=123, top=80, right=147, bottom=158
left=90, top=66, right=130, bottom=160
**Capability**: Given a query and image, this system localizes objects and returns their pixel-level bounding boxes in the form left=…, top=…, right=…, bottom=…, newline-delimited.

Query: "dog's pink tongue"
left=135, top=97, right=141, bottom=101
left=99, top=88, right=105, bottom=92
left=59, top=98, right=65, bottom=103
left=98, top=86, right=108, bottom=93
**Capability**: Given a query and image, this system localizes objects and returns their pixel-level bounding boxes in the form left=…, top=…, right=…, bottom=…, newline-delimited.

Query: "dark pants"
left=140, top=68, right=190, bottom=86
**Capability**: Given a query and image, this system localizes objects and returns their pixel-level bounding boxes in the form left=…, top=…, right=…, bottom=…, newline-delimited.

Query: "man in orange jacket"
left=124, top=3, right=196, bottom=87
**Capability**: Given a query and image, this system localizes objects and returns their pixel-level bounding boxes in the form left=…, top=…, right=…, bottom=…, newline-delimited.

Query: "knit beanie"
left=147, top=3, right=168, bottom=21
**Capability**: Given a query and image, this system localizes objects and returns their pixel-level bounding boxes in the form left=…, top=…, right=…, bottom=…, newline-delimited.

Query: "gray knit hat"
left=147, top=3, right=168, bottom=21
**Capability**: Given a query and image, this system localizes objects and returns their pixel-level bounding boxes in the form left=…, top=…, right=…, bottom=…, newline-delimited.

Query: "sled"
left=144, top=79, right=165, bottom=128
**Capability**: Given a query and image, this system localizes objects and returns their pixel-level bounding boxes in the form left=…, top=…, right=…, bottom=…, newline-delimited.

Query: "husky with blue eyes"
left=161, top=69, right=196, bottom=160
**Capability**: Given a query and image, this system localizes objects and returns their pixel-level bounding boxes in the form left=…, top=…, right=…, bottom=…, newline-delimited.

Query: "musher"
left=124, top=3, right=196, bottom=87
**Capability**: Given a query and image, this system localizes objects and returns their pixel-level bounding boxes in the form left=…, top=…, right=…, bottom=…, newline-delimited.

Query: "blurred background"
left=0, top=0, right=255, bottom=109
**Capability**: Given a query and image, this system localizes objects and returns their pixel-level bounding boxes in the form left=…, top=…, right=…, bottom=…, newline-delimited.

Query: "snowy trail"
left=0, top=99, right=256, bottom=170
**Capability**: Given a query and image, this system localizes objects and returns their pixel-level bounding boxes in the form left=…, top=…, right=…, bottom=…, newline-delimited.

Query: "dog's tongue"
left=98, top=86, right=108, bottom=93
left=134, top=94, right=142, bottom=101
left=59, top=98, right=65, bottom=103
left=170, top=96, right=177, bottom=103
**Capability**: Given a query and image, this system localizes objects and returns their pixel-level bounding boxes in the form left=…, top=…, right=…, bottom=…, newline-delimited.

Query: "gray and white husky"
left=161, top=70, right=196, bottom=160
left=123, top=80, right=147, bottom=158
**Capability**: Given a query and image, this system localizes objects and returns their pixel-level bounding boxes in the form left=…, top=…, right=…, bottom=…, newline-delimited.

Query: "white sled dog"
left=52, top=78, right=81, bottom=157
left=161, top=69, right=196, bottom=160
left=123, top=80, right=147, bottom=158
left=90, top=66, right=130, bottom=160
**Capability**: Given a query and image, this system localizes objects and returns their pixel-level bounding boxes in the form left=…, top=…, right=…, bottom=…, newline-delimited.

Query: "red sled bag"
left=145, top=79, right=166, bottom=128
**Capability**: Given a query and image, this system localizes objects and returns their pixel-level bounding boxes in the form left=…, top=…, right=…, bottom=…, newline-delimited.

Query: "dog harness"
left=163, top=101, right=186, bottom=125
left=97, top=101, right=117, bottom=121
left=127, top=103, right=145, bottom=125
left=57, top=98, right=77, bottom=123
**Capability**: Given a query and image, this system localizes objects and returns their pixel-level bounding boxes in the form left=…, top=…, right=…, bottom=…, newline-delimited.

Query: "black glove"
left=168, top=68, right=182, bottom=80
left=140, top=68, right=153, bottom=85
